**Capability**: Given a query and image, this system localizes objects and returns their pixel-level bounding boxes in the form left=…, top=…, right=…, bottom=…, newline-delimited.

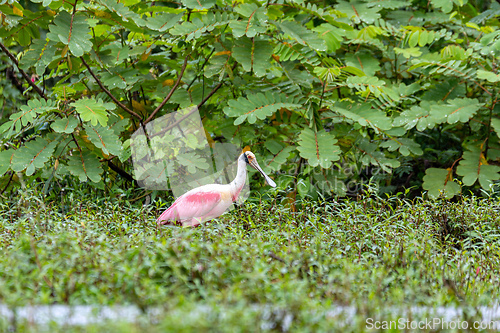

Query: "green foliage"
left=70, top=98, right=115, bottom=127
left=223, top=92, right=301, bottom=125
left=423, top=168, right=461, bottom=199
left=297, top=128, right=340, bottom=168
left=46, top=11, right=92, bottom=57
left=67, top=150, right=102, bottom=183
left=1, top=193, right=500, bottom=330
left=456, top=147, right=500, bottom=188
left=11, top=137, right=58, bottom=176
left=0, top=0, right=499, bottom=199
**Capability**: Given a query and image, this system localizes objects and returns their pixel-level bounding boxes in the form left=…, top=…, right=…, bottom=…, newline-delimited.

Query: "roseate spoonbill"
left=157, top=151, right=276, bottom=227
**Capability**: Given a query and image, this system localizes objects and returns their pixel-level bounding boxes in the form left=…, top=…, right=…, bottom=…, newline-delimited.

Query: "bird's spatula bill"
left=249, top=159, right=277, bottom=188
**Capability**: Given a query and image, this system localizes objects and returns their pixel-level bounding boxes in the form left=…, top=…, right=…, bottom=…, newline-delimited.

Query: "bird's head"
left=240, top=150, right=276, bottom=188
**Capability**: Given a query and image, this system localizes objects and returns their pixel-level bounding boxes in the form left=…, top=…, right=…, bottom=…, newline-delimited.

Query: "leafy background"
left=0, top=0, right=499, bottom=202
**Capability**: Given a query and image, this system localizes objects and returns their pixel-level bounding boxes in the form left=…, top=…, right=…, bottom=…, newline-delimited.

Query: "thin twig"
left=80, top=57, right=143, bottom=120
left=107, top=160, right=135, bottom=183
left=185, top=47, right=215, bottom=92
left=267, top=250, right=286, bottom=263
left=0, top=172, right=14, bottom=196
left=144, top=55, right=190, bottom=124
left=0, top=41, right=47, bottom=100
left=197, top=80, right=224, bottom=109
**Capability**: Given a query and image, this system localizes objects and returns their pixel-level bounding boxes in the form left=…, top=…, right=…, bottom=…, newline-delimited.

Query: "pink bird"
left=157, top=150, right=276, bottom=227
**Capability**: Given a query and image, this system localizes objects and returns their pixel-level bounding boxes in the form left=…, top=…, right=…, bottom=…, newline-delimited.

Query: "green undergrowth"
left=0, top=191, right=499, bottom=332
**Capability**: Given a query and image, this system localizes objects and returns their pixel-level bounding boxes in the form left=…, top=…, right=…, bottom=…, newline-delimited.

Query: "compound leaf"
left=422, top=168, right=461, bottom=199
left=67, top=150, right=102, bottom=183
left=51, top=117, right=79, bottom=134
left=232, top=36, right=273, bottom=77
left=84, top=123, right=123, bottom=156
left=456, top=147, right=500, bottom=189
left=46, top=11, right=92, bottom=57
left=224, top=92, right=301, bottom=125
left=11, top=137, right=58, bottom=176
left=297, top=128, right=341, bottom=169
left=71, top=98, right=115, bottom=127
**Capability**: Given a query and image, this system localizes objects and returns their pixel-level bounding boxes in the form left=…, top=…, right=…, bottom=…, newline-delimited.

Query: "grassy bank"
left=0, top=190, right=499, bottom=332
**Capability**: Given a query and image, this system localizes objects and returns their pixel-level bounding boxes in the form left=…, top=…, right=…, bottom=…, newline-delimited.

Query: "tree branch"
left=144, top=54, right=189, bottom=124
left=0, top=41, right=47, bottom=100
left=80, top=57, right=143, bottom=120
left=107, top=160, right=135, bottom=183
left=197, top=80, right=224, bottom=109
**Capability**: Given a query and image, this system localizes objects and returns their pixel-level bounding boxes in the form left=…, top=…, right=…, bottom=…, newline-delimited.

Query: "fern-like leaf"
left=46, top=11, right=92, bottom=57
left=422, top=168, right=461, bottom=199
left=170, top=12, right=234, bottom=41
left=276, top=21, right=326, bottom=52
left=224, top=92, right=301, bottom=125
left=232, top=36, right=273, bottom=77
left=297, top=128, right=341, bottom=168
left=11, top=137, right=58, bottom=176
left=456, top=147, right=500, bottom=189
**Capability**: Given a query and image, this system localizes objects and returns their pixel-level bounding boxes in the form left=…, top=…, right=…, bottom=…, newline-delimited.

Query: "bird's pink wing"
left=157, top=190, right=222, bottom=225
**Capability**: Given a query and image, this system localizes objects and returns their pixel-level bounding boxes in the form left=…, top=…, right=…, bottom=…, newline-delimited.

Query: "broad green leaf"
left=51, top=117, right=79, bottom=134
left=394, top=47, right=422, bottom=58
left=170, top=12, right=234, bottom=41
left=20, top=98, right=57, bottom=115
left=477, top=70, right=500, bottom=82
left=297, top=128, right=341, bottom=169
left=313, top=23, right=344, bottom=53
left=181, top=0, right=215, bottom=9
left=366, top=0, right=409, bottom=9
left=267, top=146, right=295, bottom=171
left=335, top=1, right=381, bottom=24
left=332, top=102, right=392, bottom=131
left=46, top=11, right=92, bottom=57
left=67, top=151, right=102, bottom=183
left=71, top=98, right=116, bottom=127
left=204, top=44, right=231, bottom=78
left=100, top=0, right=146, bottom=26
left=0, top=150, right=14, bottom=176
left=19, top=38, right=57, bottom=76
left=456, top=147, right=500, bottom=189
left=11, top=137, right=58, bottom=176
left=265, top=140, right=285, bottom=155
left=422, top=168, right=461, bottom=199
left=232, top=36, right=273, bottom=77
left=345, top=52, right=381, bottom=76
left=100, top=44, right=130, bottom=65
left=429, top=98, right=482, bottom=124
left=490, top=118, right=500, bottom=138
left=421, top=78, right=465, bottom=102
left=100, top=67, right=140, bottom=89
left=346, top=76, right=386, bottom=97
left=357, top=138, right=400, bottom=172
left=145, top=13, right=183, bottom=32
left=276, top=21, right=326, bottom=52
left=7, top=99, right=57, bottom=134
left=84, top=123, right=123, bottom=156
left=380, top=138, right=423, bottom=156
left=224, top=92, right=301, bottom=125
left=430, top=0, right=453, bottom=13
left=230, top=3, right=267, bottom=38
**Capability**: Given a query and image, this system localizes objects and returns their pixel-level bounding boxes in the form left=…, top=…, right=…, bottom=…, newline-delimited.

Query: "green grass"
left=1, top=189, right=499, bottom=332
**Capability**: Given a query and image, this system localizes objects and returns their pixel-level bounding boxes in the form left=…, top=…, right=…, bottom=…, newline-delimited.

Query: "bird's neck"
left=230, top=159, right=247, bottom=202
